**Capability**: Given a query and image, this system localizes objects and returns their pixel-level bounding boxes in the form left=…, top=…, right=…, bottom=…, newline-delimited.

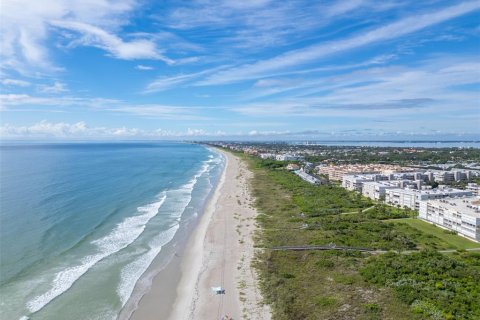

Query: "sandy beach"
left=131, top=149, right=271, bottom=320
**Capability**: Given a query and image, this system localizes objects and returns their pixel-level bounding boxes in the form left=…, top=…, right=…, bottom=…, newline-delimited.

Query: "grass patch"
left=386, top=218, right=480, bottom=250
left=315, top=295, right=338, bottom=307
left=361, top=250, right=480, bottom=319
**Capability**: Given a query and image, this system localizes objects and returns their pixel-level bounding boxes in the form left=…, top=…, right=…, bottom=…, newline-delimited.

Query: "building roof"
left=386, top=187, right=472, bottom=196
left=427, top=197, right=480, bottom=218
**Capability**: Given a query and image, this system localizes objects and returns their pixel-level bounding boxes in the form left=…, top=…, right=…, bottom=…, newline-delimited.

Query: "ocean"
left=0, top=142, right=224, bottom=320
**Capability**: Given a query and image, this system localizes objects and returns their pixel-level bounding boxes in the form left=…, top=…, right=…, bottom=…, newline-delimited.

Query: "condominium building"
left=385, top=187, right=473, bottom=210
left=466, top=183, right=480, bottom=196
left=419, top=197, right=480, bottom=242
left=295, top=170, right=325, bottom=185
left=259, top=153, right=276, bottom=160
left=361, top=181, right=401, bottom=200
left=318, top=164, right=406, bottom=181
left=275, top=154, right=304, bottom=161
left=342, top=174, right=375, bottom=191
left=433, top=170, right=473, bottom=183
left=286, top=163, right=300, bottom=171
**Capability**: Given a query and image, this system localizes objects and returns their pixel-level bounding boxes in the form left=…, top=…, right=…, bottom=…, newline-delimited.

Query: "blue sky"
left=0, top=0, right=479, bottom=140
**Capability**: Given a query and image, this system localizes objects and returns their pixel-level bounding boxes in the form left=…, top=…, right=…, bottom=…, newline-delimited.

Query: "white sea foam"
left=25, top=153, right=223, bottom=315
left=117, top=154, right=222, bottom=307
left=117, top=224, right=179, bottom=306
left=164, top=159, right=212, bottom=221
left=26, top=192, right=167, bottom=314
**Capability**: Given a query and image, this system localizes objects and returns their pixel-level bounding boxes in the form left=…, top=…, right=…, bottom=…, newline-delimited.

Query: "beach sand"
left=130, top=149, right=271, bottom=320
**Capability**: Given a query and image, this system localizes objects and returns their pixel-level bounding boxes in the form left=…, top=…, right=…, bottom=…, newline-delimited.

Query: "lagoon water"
left=0, top=142, right=224, bottom=320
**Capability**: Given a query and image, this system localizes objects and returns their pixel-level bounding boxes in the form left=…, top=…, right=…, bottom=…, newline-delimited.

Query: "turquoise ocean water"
left=0, top=142, right=224, bottom=320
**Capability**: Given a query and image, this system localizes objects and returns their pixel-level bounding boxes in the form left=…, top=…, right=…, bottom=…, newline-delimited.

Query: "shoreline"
left=127, top=148, right=225, bottom=320
left=130, top=148, right=270, bottom=320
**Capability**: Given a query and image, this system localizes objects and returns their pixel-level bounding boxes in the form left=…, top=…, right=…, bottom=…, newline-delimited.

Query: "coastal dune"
left=132, top=149, right=271, bottom=320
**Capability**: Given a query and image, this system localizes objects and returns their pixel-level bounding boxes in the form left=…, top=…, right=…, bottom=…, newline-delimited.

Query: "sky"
left=0, top=0, right=479, bottom=140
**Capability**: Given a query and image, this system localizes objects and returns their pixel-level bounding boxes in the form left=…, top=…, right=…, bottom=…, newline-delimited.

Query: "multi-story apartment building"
left=259, top=153, right=276, bottom=160
left=385, top=187, right=473, bottom=210
left=433, top=170, right=473, bottom=183
left=342, top=174, right=376, bottom=191
left=275, top=154, right=304, bottom=161
left=318, top=164, right=406, bottom=181
left=419, top=197, right=480, bottom=242
left=361, top=181, right=401, bottom=200
left=295, top=170, right=326, bottom=185
left=466, top=183, right=480, bottom=196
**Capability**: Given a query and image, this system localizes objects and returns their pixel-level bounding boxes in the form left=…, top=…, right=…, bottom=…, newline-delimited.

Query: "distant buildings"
left=318, top=164, right=407, bottom=181
left=361, top=181, right=401, bottom=201
left=259, top=153, right=276, bottom=160
left=286, top=163, right=300, bottom=171
left=342, top=173, right=422, bottom=193
left=317, top=163, right=477, bottom=184
left=419, top=197, right=480, bottom=242
left=207, top=141, right=480, bottom=242
left=275, top=154, right=304, bottom=161
left=243, top=148, right=259, bottom=156
left=295, top=170, right=326, bottom=185
left=385, top=187, right=473, bottom=210
left=339, top=168, right=478, bottom=241
left=258, top=153, right=304, bottom=161
left=466, top=183, right=480, bottom=196
left=434, top=170, right=473, bottom=183
left=342, top=174, right=382, bottom=192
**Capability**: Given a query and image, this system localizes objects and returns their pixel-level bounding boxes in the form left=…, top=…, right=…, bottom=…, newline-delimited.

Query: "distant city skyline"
left=1, top=0, right=479, bottom=140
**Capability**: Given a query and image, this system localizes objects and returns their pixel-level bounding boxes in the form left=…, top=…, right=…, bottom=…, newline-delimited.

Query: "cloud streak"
left=0, top=93, right=212, bottom=120
left=0, top=79, right=31, bottom=87
left=231, top=56, right=480, bottom=118
left=199, top=1, right=480, bottom=85
left=52, top=20, right=173, bottom=62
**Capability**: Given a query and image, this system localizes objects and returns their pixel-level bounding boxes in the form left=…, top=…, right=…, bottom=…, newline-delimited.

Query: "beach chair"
left=211, top=286, right=226, bottom=295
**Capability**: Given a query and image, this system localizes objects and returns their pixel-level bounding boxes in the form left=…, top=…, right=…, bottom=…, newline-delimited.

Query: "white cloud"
left=199, top=1, right=480, bottom=85
left=38, top=81, right=68, bottom=94
left=0, top=121, right=225, bottom=139
left=232, top=56, right=480, bottom=118
left=0, top=0, right=171, bottom=72
left=108, top=104, right=211, bottom=120
left=248, top=129, right=291, bottom=136
left=0, top=94, right=118, bottom=108
left=0, top=79, right=31, bottom=87
left=144, top=66, right=230, bottom=93
left=52, top=20, right=173, bottom=62
left=164, top=0, right=372, bottom=51
left=0, top=93, right=210, bottom=120
left=1, top=121, right=89, bottom=137
left=144, top=74, right=200, bottom=92
left=135, top=64, right=154, bottom=70
left=322, top=0, right=366, bottom=17
left=1, top=120, right=477, bottom=140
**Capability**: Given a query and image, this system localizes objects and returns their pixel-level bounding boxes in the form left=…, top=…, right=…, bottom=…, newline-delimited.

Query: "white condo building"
left=295, top=170, right=325, bottom=185
left=419, top=197, right=480, bottom=242
left=275, top=154, right=304, bottom=161
left=342, top=174, right=376, bottom=191
left=385, top=187, right=473, bottom=210
left=466, top=183, right=480, bottom=196
left=362, top=181, right=400, bottom=200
